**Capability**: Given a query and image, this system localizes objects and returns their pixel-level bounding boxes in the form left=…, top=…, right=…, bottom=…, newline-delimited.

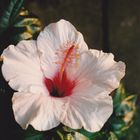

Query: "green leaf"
left=113, top=84, right=126, bottom=107
left=11, top=8, right=42, bottom=43
left=0, top=0, right=24, bottom=34
left=56, top=130, right=65, bottom=140
left=108, top=84, right=137, bottom=138
left=111, top=118, right=126, bottom=135
left=77, top=128, right=97, bottom=139
left=108, top=132, right=118, bottom=140
left=23, top=126, right=45, bottom=140
left=0, top=7, right=42, bottom=53
left=24, top=134, right=44, bottom=140
left=121, top=95, right=137, bottom=124
left=62, top=126, right=97, bottom=140
left=99, top=84, right=137, bottom=139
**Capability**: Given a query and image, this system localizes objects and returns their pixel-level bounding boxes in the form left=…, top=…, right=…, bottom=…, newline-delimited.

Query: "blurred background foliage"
left=0, top=0, right=139, bottom=140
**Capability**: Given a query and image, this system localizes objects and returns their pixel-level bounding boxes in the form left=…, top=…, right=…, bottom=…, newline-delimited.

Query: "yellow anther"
left=54, top=61, right=61, bottom=64
left=76, top=54, right=80, bottom=59
left=75, top=45, right=79, bottom=49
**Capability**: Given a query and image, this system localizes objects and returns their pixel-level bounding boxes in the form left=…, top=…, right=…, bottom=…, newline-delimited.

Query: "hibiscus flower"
left=1, top=19, right=125, bottom=132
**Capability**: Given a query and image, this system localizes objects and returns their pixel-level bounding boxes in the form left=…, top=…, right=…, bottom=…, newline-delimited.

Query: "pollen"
left=54, top=43, right=80, bottom=72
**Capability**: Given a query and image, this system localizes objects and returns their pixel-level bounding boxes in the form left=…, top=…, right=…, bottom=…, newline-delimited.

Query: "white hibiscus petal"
left=68, top=50, right=125, bottom=93
left=60, top=84, right=113, bottom=132
left=12, top=92, right=63, bottom=131
left=2, top=40, right=46, bottom=94
left=89, top=49, right=125, bottom=91
left=37, top=19, right=88, bottom=78
left=1, top=19, right=126, bottom=133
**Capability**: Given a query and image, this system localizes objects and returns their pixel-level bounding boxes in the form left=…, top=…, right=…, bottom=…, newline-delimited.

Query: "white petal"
left=2, top=40, right=47, bottom=94
left=37, top=19, right=88, bottom=78
left=59, top=83, right=113, bottom=132
left=68, top=50, right=125, bottom=93
left=12, top=92, right=66, bottom=131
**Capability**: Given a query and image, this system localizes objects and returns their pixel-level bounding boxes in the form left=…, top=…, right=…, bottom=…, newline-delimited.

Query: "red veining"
left=44, top=71, right=75, bottom=97
left=44, top=46, right=76, bottom=97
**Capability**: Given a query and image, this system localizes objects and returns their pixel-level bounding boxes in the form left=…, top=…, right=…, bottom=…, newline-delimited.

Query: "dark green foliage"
left=0, top=0, right=24, bottom=34
left=10, top=8, right=42, bottom=44
left=97, top=84, right=137, bottom=140
left=23, top=126, right=45, bottom=140
left=0, top=0, right=42, bottom=54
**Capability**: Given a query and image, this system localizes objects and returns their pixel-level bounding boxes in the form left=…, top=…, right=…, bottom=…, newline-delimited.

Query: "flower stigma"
left=44, top=44, right=80, bottom=97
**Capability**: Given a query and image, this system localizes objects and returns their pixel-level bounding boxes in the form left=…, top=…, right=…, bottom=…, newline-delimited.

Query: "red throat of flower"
left=44, top=45, right=76, bottom=97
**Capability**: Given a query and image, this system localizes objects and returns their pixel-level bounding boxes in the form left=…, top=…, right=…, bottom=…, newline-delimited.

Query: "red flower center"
left=44, top=71, right=75, bottom=97
left=44, top=45, right=77, bottom=97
